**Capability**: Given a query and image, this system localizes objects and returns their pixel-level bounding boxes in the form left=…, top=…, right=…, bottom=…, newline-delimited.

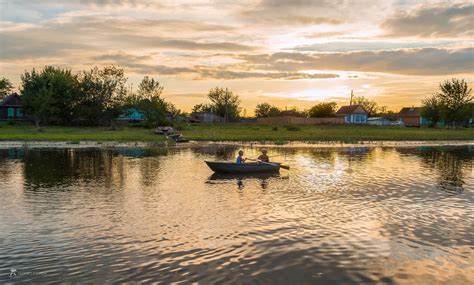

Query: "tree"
left=308, top=102, right=337, bottom=117
left=207, top=87, right=241, bottom=123
left=0, top=77, right=13, bottom=99
left=20, top=67, right=78, bottom=125
left=352, top=96, right=379, bottom=116
left=78, top=65, right=128, bottom=128
left=21, top=69, right=58, bottom=129
left=137, top=76, right=163, bottom=100
left=255, top=102, right=281, bottom=117
left=421, top=95, right=442, bottom=127
left=133, top=76, right=169, bottom=127
left=436, top=78, right=473, bottom=127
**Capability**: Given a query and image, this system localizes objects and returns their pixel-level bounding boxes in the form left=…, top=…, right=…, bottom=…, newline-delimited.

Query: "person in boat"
left=257, top=149, right=270, bottom=163
left=236, top=150, right=247, bottom=164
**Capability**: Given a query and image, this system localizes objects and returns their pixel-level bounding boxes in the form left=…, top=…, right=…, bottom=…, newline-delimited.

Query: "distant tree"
left=21, top=69, right=58, bottom=129
left=134, top=76, right=168, bottom=127
left=436, top=78, right=473, bottom=127
left=192, top=103, right=214, bottom=114
left=255, top=102, right=281, bottom=117
left=421, top=94, right=442, bottom=127
left=308, top=102, right=337, bottom=117
left=353, top=96, right=379, bottom=116
left=207, top=87, right=241, bottom=123
left=137, top=76, right=163, bottom=100
left=78, top=65, right=127, bottom=129
left=166, top=102, right=182, bottom=125
left=0, top=77, right=14, bottom=99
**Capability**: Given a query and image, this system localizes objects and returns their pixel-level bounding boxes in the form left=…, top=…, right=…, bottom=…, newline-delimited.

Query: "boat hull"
left=205, top=161, right=280, bottom=174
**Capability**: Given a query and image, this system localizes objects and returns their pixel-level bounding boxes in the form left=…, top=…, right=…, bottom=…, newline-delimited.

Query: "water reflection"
left=0, top=145, right=472, bottom=284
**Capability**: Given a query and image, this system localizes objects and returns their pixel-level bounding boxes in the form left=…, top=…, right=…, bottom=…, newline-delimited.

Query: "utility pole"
left=350, top=90, right=354, bottom=105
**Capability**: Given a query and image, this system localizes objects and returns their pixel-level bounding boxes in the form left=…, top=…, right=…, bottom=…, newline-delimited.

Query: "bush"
left=6, top=120, right=16, bottom=126
left=284, top=125, right=301, bottom=131
left=272, top=126, right=278, bottom=131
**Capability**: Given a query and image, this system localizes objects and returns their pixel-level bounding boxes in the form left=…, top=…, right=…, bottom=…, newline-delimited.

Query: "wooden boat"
left=205, top=161, right=280, bottom=174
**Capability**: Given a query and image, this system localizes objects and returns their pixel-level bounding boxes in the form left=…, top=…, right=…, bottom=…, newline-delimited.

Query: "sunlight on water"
left=0, top=145, right=473, bottom=284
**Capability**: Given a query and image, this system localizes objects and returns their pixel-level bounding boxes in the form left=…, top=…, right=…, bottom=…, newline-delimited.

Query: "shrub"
left=272, top=126, right=278, bottom=131
left=6, top=120, right=16, bottom=126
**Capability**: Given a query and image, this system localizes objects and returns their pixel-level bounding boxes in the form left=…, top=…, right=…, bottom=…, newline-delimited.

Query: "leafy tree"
left=20, top=67, right=78, bottom=124
left=436, top=78, right=473, bottom=127
left=353, top=96, right=379, bottom=116
left=421, top=94, right=442, bottom=127
left=21, top=70, right=58, bottom=129
left=255, top=102, right=281, bottom=117
left=78, top=65, right=128, bottom=128
left=207, top=87, right=241, bottom=123
left=308, top=102, right=337, bottom=117
left=134, top=76, right=169, bottom=127
left=137, top=76, right=163, bottom=100
left=0, top=77, right=14, bottom=99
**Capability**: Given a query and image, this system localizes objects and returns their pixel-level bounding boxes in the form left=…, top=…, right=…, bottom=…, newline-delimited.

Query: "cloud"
left=382, top=3, right=474, bottom=38
left=234, top=48, right=474, bottom=75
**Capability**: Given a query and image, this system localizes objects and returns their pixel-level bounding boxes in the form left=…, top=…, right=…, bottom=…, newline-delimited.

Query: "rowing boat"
left=205, top=161, right=280, bottom=174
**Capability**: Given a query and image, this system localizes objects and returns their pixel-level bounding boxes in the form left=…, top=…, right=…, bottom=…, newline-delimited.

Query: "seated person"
left=257, top=149, right=270, bottom=163
left=236, top=150, right=247, bottom=164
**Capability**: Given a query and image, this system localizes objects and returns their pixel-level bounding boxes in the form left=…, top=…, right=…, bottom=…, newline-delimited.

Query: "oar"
left=248, top=158, right=290, bottom=170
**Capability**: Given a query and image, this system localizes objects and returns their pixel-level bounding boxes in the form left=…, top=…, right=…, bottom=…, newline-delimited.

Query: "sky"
left=0, top=0, right=473, bottom=114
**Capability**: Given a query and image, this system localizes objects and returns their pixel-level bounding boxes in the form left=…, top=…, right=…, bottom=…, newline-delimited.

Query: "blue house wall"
left=344, top=114, right=367, bottom=124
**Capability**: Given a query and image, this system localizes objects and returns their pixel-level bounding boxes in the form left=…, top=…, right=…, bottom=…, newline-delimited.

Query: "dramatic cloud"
left=234, top=48, right=474, bottom=75
left=382, top=3, right=474, bottom=38
left=0, top=0, right=473, bottom=111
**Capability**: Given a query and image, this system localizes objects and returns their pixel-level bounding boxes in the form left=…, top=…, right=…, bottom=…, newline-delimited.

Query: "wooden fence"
left=256, top=116, right=343, bottom=125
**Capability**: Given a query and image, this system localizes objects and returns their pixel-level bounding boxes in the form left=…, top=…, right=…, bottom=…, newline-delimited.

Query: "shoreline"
left=0, top=140, right=473, bottom=149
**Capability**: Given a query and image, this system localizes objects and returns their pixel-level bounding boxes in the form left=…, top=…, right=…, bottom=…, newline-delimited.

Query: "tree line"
left=2, top=66, right=178, bottom=129
left=421, top=79, right=473, bottom=127
left=254, top=96, right=387, bottom=118
left=1, top=68, right=472, bottom=128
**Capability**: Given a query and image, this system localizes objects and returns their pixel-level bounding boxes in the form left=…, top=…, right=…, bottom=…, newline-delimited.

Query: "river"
left=0, top=145, right=472, bottom=284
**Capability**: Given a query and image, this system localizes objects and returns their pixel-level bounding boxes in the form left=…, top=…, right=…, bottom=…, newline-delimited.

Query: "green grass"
left=0, top=123, right=472, bottom=142
left=0, top=123, right=166, bottom=142
left=182, top=124, right=474, bottom=142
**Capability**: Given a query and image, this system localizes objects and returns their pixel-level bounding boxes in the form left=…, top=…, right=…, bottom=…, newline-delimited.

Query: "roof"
left=335, top=104, right=367, bottom=115
left=0, top=93, right=22, bottom=107
left=399, top=107, right=421, bottom=117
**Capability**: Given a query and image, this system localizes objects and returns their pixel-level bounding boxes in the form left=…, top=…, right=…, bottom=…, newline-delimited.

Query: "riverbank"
left=1, top=124, right=473, bottom=143
left=0, top=140, right=473, bottom=150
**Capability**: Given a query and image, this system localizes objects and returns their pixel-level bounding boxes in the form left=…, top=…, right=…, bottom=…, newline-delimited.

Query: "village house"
left=398, top=107, right=429, bottom=127
left=335, top=105, right=368, bottom=124
left=0, top=93, right=28, bottom=121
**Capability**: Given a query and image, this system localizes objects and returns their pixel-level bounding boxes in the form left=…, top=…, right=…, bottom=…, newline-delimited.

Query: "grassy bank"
left=0, top=124, right=165, bottom=142
left=0, top=123, right=473, bottom=142
left=182, top=124, right=474, bottom=142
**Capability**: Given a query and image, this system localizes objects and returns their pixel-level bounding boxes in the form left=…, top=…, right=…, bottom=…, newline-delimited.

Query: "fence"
left=256, top=116, right=343, bottom=125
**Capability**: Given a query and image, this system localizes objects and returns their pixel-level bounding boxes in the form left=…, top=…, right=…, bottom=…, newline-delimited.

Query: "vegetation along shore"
left=1, top=124, right=473, bottom=143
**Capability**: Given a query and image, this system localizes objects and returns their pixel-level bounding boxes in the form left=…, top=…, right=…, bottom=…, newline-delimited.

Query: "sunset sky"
left=0, top=0, right=473, bottom=114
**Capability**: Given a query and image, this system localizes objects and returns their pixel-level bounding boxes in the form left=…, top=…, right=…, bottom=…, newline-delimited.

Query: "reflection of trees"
left=407, top=146, right=473, bottom=193
left=190, top=145, right=239, bottom=160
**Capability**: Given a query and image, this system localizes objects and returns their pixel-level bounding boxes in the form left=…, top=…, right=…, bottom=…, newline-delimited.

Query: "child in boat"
left=257, top=149, right=270, bottom=163
left=236, top=150, right=247, bottom=164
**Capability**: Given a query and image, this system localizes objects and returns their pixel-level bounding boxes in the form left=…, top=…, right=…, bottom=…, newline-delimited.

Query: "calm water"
left=0, top=145, right=473, bottom=284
